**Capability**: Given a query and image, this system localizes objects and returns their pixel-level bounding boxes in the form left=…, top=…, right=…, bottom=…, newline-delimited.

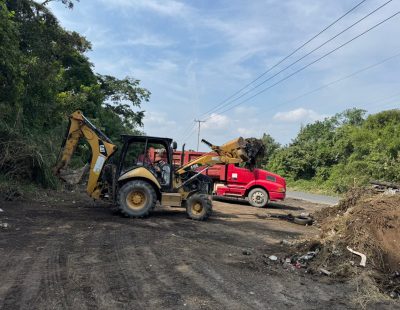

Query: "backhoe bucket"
left=58, top=164, right=89, bottom=185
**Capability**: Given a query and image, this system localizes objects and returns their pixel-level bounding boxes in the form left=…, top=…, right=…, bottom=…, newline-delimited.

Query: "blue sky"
left=49, top=0, right=400, bottom=150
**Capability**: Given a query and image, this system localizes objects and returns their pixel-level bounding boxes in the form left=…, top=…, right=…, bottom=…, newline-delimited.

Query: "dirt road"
left=0, top=194, right=382, bottom=309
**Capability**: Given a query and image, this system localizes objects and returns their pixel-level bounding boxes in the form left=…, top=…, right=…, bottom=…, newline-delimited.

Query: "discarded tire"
left=293, top=216, right=313, bottom=226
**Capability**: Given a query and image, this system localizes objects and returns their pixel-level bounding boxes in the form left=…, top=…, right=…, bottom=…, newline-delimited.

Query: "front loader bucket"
left=244, top=138, right=265, bottom=167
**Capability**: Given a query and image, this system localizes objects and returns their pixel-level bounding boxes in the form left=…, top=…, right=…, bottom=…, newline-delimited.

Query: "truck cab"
left=215, top=165, right=286, bottom=207
left=173, top=150, right=286, bottom=207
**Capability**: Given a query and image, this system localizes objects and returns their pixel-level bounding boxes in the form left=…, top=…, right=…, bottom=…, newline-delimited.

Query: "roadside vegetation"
left=263, top=108, right=400, bottom=195
left=0, top=0, right=149, bottom=198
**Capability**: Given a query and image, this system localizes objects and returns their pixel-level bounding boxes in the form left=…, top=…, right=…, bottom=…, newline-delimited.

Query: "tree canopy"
left=265, top=108, right=400, bottom=193
left=0, top=0, right=150, bottom=187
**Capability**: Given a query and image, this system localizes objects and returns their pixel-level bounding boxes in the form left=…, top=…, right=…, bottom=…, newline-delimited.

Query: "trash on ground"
left=268, top=213, right=313, bottom=226
left=346, top=246, right=367, bottom=267
left=291, top=187, right=400, bottom=297
left=319, top=268, right=332, bottom=276
left=280, top=239, right=293, bottom=246
left=0, top=208, right=3, bottom=212
left=370, top=180, right=400, bottom=191
left=389, top=291, right=398, bottom=299
left=293, top=216, right=313, bottom=226
left=268, top=255, right=278, bottom=261
left=298, top=250, right=319, bottom=262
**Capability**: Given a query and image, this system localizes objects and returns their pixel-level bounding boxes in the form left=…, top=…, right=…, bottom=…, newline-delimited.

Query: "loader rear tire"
left=118, top=180, right=156, bottom=218
left=186, top=194, right=212, bottom=221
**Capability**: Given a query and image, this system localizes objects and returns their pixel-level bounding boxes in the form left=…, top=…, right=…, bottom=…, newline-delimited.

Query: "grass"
left=286, top=179, right=343, bottom=197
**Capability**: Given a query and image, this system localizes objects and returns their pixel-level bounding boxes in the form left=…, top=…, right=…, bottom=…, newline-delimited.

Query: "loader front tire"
left=186, top=194, right=212, bottom=221
left=118, top=180, right=157, bottom=218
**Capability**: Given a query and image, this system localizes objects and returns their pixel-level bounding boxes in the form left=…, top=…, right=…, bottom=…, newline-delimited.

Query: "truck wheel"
left=118, top=180, right=157, bottom=218
left=186, top=194, right=212, bottom=221
left=248, top=188, right=269, bottom=208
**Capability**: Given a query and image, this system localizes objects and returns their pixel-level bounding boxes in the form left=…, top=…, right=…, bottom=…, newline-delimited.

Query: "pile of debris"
left=294, top=187, right=400, bottom=301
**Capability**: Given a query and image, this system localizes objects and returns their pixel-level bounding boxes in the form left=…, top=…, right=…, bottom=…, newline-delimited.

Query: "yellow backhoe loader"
left=54, top=110, right=264, bottom=220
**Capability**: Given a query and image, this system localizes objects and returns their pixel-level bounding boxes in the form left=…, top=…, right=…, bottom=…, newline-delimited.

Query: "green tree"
left=41, top=0, right=78, bottom=9
left=0, top=0, right=24, bottom=125
left=260, top=133, right=280, bottom=166
left=0, top=0, right=150, bottom=188
left=267, top=108, right=399, bottom=193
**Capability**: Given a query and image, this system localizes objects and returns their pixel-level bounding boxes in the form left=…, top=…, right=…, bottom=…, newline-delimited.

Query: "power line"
left=178, top=121, right=197, bottom=141
left=209, top=10, right=400, bottom=118
left=276, top=51, right=400, bottom=108
left=203, top=0, right=393, bottom=117
left=186, top=127, right=197, bottom=142
left=373, top=99, right=400, bottom=110
left=181, top=123, right=198, bottom=143
left=359, top=91, right=400, bottom=108
left=198, top=0, right=369, bottom=118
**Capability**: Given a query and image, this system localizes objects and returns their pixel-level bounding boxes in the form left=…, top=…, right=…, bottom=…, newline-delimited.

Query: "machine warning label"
left=93, top=155, right=106, bottom=174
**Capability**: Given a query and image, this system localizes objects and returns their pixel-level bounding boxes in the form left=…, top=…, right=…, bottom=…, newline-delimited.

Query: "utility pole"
left=194, top=119, right=205, bottom=151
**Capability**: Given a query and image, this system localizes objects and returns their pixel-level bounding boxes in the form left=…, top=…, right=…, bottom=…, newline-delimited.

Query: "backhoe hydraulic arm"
left=54, top=110, right=117, bottom=199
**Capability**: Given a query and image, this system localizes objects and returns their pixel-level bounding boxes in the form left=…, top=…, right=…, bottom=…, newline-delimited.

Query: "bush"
left=267, top=109, right=400, bottom=194
left=0, top=1, right=149, bottom=193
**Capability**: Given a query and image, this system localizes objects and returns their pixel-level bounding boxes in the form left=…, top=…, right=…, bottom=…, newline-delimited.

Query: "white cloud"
left=273, top=108, right=326, bottom=122
left=96, top=34, right=174, bottom=48
left=124, top=35, right=174, bottom=47
left=101, top=0, right=189, bottom=16
left=202, top=113, right=230, bottom=130
left=233, top=106, right=258, bottom=115
left=143, top=111, right=177, bottom=136
left=237, top=127, right=257, bottom=136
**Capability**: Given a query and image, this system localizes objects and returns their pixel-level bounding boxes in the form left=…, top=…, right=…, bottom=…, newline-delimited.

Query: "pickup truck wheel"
left=186, top=194, right=212, bottom=221
left=118, top=180, right=156, bottom=218
left=248, top=188, right=269, bottom=208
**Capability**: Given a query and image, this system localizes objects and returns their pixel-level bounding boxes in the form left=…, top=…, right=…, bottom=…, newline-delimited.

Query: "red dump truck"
left=172, top=150, right=286, bottom=207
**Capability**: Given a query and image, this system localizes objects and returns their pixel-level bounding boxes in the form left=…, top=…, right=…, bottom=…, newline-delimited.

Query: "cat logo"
left=99, top=140, right=108, bottom=156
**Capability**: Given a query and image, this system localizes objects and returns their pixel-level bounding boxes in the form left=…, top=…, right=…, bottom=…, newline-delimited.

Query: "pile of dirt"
left=299, top=188, right=400, bottom=302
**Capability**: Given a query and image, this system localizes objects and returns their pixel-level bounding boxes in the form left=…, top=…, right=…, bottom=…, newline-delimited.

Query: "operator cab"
left=118, top=135, right=176, bottom=191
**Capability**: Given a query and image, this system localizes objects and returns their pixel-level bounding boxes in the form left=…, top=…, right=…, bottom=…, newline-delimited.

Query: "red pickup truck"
left=173, top=150, right=286, bottom=207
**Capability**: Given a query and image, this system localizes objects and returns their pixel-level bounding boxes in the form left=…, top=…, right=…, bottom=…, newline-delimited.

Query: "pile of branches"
left=0, top=125, right=57, bottom=188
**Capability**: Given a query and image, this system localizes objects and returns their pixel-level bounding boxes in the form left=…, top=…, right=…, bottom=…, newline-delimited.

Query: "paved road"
left=286, top=190, right=340, bottom=205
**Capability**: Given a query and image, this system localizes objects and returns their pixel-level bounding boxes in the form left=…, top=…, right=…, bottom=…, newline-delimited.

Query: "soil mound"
left=304, top=188, right=400, bottom=299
